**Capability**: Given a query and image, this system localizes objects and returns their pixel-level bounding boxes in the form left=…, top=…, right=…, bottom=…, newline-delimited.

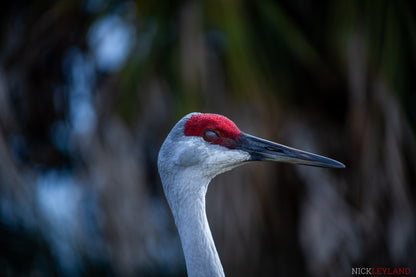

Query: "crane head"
left=158, top=113, right=344, bottom=191
left=158, top=112, right=345, bottom=275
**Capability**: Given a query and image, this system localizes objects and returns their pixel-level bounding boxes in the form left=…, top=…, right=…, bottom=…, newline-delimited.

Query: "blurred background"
left=0, top=0, right=415, bottom=276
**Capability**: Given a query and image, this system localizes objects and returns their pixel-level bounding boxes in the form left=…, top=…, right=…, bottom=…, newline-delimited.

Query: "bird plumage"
left=158, top=112, right=344, bottom=277
left=158, top=113, right=248, bottom=277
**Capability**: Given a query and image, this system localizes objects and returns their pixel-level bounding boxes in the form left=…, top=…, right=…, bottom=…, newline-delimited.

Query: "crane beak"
left=236, top=133, right=345, bottom=168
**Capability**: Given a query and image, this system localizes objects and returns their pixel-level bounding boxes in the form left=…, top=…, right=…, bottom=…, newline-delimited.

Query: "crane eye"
left=203, top=130, right=220, bottom=142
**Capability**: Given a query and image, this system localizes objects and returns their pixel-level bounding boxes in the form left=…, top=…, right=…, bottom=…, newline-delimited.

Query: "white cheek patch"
left=201, top=144, right=250, bottom=177
left=205, top=147, right=250, bottom=165
left=174, top=136, right=250, bottom=176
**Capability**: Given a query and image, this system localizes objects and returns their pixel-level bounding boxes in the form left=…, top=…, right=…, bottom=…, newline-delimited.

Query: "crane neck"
left=165, top=175, right=225, bottom=277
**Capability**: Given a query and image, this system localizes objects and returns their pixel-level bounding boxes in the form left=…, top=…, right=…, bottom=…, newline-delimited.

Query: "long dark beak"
left=236, top=133, right=345, bottom=168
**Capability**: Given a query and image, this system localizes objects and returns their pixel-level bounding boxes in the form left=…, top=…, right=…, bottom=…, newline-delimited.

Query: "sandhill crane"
left=158, top=112, right=344, bottom=277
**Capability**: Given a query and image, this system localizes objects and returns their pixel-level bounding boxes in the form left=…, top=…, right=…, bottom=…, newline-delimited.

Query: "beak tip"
left=333, top=161, right=346, bottom=169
